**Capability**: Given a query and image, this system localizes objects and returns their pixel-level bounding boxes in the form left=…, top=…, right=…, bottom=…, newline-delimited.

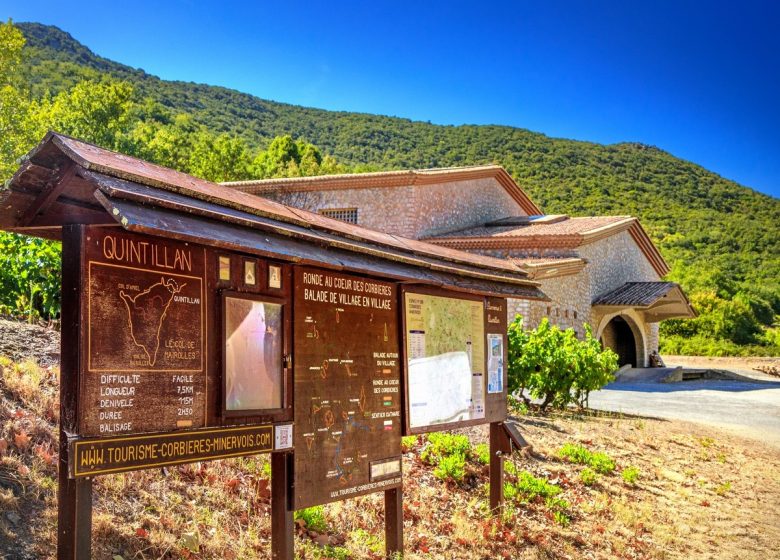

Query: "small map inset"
left=120, top=277, right=185, bottom=367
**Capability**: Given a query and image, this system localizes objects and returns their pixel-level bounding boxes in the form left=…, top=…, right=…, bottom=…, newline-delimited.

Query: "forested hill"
left=11, top=22, right=780, bottom=354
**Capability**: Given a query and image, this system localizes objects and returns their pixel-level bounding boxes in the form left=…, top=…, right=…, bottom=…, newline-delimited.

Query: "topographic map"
left=119, top=277, right=185, bottom=367
left=405, top=293, right=485, bottom=428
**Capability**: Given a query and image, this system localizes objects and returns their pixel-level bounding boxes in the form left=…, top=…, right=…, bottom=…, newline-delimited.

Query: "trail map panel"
left=293, top=268, right=402, bottom=509
left=404, top=292, right=486, bottom=430
left=80, top=228, right=206, bottom=437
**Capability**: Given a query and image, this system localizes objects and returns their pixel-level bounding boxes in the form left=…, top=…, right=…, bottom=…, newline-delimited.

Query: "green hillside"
left=5, top=21, right=780, bottom=355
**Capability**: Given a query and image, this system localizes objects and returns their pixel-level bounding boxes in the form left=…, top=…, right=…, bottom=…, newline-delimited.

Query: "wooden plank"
left=489, top=422, right=507, bottom=512
left=69, top=425, right=274, bottom=477
left=20, top=163, right=77, bottom=225
left=58, top=224, right=92, bottom=560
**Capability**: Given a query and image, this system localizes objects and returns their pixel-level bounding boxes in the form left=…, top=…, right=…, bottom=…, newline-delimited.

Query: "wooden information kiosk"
left=0, top=132, right=546, bottom=559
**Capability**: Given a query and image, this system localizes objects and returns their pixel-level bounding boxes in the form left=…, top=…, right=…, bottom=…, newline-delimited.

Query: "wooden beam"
left=384, top=487, right=403, bottom=557
left=20, top=163, right=78, bottom=226
left=489, top=422, right=508, bottom=512
left=271, top=452, right=294, bottom=559
left=58, top=224, right=93, bottom=560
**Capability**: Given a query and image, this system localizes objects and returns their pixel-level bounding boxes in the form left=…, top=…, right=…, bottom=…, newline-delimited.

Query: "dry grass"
left=1, top=357, right=779, bottom=559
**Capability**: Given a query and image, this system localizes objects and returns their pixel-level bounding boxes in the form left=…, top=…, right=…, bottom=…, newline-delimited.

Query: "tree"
left=508, top=317, right=618, bottom=411
left=31, top=79, right=135, bottom=149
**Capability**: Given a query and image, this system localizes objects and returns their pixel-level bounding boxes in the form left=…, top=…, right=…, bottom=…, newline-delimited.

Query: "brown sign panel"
left=80, top=228, right=207, bottom=437
left=70, top=425, right=274, bottom=478
left=293, top=267, right=402, bottom=509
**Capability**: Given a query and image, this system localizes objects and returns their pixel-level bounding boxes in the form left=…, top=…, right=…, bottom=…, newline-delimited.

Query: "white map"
left=404, top=292, right=487, bottom=428
left=408, top=352, right=472, bottom=428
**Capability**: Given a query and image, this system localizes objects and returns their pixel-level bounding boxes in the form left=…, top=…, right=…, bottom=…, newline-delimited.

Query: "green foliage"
left=433, top=452, right=467, bottom=483
left=401, top=435, right=418, bottom=452
left=504, top=471, right=561, bottom=503
left=508, top=316, right=617, bottom=411
left=2, top=21, right=779, bottom=356
left=558, top=443, right=615, bottom=474
left=579, top=467, right=598, bottom=486
left=420, top=433, right=471, bottom=465
left=621, top=466, right=640, bottom=485
left=715, top=481, right=732, bottom=496
left=419, top=433, right=489, bottom=483
left=473, top=443, right=490, bottom=465
left=294, top=506, right=328, bottom=532
left=661, top=290, right=780, bottom=355
left=0, top=233, right=61, bottom=320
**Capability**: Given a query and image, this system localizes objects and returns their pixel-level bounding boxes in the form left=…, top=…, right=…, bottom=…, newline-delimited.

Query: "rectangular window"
left=319, top=207, right=358, bottom=224
left=224, top=296, right=284, bottom=413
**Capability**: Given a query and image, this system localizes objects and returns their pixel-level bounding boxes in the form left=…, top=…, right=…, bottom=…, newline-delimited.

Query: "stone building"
left=225, top=165, right=694, bottom=367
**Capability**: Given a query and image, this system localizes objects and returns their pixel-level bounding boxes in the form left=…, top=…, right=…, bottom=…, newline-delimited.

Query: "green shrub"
left=558, top=443, right=615, bottom=474
left=580, top=467, right=598, bottom=486
left=433, top=452, right=466, bottom=483
left=294, top=506, right=327, bottom=532
left=420, top=433, right=470, bottom=465
left=0, top=233, right=62, bottom=321
left=473, top=443, right=490, bottom=465
left=508, top=317, right=618, bottom=411
left=510, top=471, right=561, bottom=502
left=401, top=435, right=418, bottom=452
left=621, top=466, right=640, bottom=485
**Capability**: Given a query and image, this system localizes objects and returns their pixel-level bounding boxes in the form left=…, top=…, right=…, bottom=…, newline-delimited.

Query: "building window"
left=320, top=207, right=358, bottom=224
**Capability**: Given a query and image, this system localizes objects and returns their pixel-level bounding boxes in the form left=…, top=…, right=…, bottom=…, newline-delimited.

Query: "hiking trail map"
left=293, top=268, right=402, bottom=508
left=80, top=229, right=206, bottom=437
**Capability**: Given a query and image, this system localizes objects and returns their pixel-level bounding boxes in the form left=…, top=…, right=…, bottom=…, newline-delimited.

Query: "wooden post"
left=489, top=422, right=506, bottom=512
left=384, top=487, right=403, bottom=558
left=271, top=451, right=294, bottom=559
left=58, top=225, right=92, bottom=559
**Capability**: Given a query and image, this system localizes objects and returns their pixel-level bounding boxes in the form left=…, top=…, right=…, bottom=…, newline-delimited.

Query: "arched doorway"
left=600, top=315, right=639, bottom=367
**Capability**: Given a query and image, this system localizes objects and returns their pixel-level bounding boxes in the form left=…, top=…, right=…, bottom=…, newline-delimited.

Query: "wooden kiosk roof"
left=0, top=132, right=546, bottom=299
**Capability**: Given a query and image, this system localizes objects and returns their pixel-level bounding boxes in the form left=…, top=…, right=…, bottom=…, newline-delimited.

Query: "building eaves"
left=425, top=215, right=670, bottom=278
left=222, top=164, right=543, bottom=216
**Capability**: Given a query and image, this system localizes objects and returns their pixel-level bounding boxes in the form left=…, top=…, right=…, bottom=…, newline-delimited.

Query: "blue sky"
left=5, top=1, right=780, bottom=198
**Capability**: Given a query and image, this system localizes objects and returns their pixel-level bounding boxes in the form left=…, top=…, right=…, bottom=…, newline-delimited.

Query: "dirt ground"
left=0, top=319, right=60, bottom=368
left=664, top=355, right=780, bottom=377
left=1, top=323, right=779, bottom=558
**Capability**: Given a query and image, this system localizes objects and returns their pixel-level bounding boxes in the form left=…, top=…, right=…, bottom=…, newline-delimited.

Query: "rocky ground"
left=1, top=324, right=779, bottom=559
left=0, top=319, right=60, bottom=367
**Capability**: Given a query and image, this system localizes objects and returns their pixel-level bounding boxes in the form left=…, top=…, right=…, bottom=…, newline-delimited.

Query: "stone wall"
left=265, top=177, right=523, bottom=239
left=507, top=271, right=591, bottom=335
left=579, top=230, right=660, bottom=300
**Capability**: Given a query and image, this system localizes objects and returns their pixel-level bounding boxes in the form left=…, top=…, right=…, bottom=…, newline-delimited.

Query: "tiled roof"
left=223, top=165, right=543, bottom=215
left=593, top=282, right=696, bottom=320
left=426, top=215, right=670, bottom=278
left=429, top=216, right=633, bottom=240
left=509, top=257, right=586, bottom=280
left=593, top=282, right=681, bottom=306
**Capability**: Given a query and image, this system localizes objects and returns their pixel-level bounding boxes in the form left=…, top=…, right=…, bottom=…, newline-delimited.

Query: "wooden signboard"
left=402, top=288, right=508, bottom=434
left=293, top=267, right=402, bottom=509
left=80, top=229, right=207, bottom=437
left=70, top=425, right=274, bottom=477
